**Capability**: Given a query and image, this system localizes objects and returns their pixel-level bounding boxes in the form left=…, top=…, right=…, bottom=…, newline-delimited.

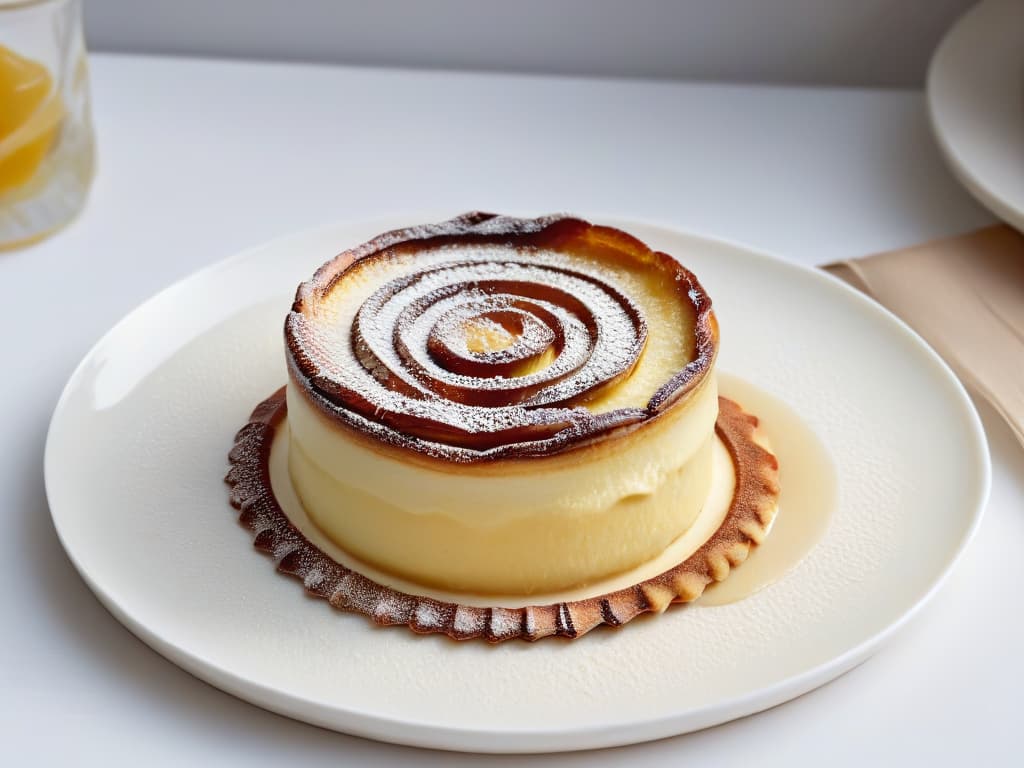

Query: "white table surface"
left=1, top=53, right=1019, bottom=765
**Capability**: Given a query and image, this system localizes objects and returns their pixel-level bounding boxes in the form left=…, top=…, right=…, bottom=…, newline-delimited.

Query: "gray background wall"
left=83, top=0, right=975, bottom=88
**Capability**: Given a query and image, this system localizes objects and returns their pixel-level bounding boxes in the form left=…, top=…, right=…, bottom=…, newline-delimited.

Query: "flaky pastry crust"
left=225, top=391, right=780, bottom=642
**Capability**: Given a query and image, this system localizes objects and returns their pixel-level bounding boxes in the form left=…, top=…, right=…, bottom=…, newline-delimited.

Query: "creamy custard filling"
left=269, top=412, right=740, bottom=609
left=286, top=374, right=718, bottom=594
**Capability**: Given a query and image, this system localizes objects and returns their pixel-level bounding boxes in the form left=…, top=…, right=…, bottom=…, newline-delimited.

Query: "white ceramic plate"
left=927, top=0, right=1024, bottom=230
left=45, top=216, right=990, bottom=753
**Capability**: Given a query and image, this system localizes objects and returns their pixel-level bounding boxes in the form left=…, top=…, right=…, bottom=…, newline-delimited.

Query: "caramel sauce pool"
left=698, top=374, right=838, bottom=606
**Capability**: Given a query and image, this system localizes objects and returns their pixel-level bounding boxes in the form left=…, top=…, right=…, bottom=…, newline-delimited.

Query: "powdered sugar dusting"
left=285, top=213, right=715, bottom=461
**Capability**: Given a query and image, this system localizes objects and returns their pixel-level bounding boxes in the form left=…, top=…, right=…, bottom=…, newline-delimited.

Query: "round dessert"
left=285, top=212, right=719, bottom=595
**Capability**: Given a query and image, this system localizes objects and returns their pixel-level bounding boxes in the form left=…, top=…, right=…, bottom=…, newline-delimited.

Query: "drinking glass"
left=0, top=0, right=95, bottom=250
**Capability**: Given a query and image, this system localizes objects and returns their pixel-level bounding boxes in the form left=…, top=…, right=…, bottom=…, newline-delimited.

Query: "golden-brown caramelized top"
left=286, top=212, right=717, bottom=461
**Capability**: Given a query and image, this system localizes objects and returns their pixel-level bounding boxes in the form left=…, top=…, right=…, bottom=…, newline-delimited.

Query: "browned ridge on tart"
left=285, top=212, right=717, bottom=462
left=226, top=391, right=780, bottom=643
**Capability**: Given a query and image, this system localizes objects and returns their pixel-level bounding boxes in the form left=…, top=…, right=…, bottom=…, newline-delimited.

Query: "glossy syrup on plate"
left=698, top=373, right=838, bottom=606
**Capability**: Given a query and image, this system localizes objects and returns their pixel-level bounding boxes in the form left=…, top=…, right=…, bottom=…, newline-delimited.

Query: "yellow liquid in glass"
left=0, top=45, right=64, bottom=195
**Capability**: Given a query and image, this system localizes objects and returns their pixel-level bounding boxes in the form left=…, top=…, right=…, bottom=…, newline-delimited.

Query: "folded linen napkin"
left=824, top=225, right=1024, bottom=447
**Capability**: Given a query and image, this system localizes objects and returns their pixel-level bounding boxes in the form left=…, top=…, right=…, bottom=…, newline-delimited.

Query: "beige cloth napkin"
left=824, top=225, right=1024, bottom=447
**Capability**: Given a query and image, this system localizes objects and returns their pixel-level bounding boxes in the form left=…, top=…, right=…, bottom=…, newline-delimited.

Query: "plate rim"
left=44, top=214, right=992, bottom=753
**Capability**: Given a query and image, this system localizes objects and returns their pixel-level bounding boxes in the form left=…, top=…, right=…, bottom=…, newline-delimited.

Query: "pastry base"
left=226, top=390, right=780, bottom=642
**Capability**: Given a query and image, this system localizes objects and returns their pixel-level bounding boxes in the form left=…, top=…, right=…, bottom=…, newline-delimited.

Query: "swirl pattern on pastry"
left=286, top=212, right=716, bottom=461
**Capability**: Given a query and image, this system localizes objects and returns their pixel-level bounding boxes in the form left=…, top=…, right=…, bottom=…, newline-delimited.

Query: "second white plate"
left=45, top=216, right=990, bottom=753
left=928, top=0, right=1024, bottom=230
